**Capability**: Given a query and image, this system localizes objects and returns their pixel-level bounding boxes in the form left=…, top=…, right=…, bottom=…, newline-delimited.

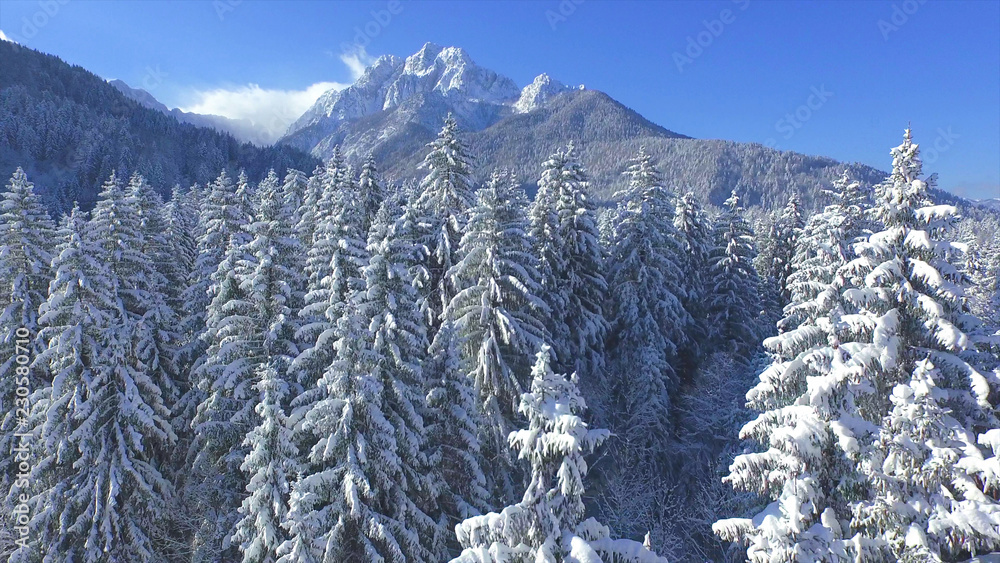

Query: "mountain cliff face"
left=279, top=42, right=886, bottom=209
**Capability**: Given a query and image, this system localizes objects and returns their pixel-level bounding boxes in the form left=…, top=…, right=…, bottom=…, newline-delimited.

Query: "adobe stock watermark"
left=921, top=126, right=958, bottom=164
left=214, top=0, right=243, bottom=22
left=339, top=0, right=405, bottom=55
left=140, top=65, right=168, bottom=92
left=763, top=85, right=834, bottom=149
left=8, top=327, right=35, bottom=550
left=5, top=0, right=71, bottom=47
left=878, top=0, right=927, bottom=41
left=546, top=0, right=585, bottom=31
left=673, top=0, right=750, bottom=73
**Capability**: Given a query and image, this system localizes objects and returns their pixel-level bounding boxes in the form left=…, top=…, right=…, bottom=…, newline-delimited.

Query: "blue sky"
left=1, top=0, right=998, bottom=199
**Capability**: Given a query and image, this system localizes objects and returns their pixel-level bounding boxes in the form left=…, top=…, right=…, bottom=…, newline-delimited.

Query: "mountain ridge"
left=108, top=79, right=274, bottom=146
left=279, top=42, right=894, bottom=210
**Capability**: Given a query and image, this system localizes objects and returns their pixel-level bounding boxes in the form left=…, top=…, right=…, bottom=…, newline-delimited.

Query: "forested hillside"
left=2, top=116, right=998, bottom=561
left=0, top=41, right=319, bottom=212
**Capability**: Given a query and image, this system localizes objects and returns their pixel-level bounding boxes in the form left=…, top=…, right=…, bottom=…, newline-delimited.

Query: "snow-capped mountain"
left=514, top=73, right=581, bottom=114
left=279, top=42, right=893, bottom=209
left=286, top=43, right=537, bottom=137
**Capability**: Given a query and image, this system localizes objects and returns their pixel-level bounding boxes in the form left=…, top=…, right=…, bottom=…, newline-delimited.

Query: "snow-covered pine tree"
left=235, top=169, right=257, bottom=227
left=280, top=168, right=308, bottom=239
left=705, top=189, right=762, bottom=358
left=0, top=167, right=54, bottom=544
left=278, top=298, right=433, bottom=563
left=292, top=148, right=352, bottom=394
left=30, top=175, right=176, bottom=561
left=857, top=359, right=1000, bottom=561
left=124, top=173, right=182, bottom=408
left=358, top=191, right=443, bottom=557
left=358, top=153, right=387, bottom=233
left=294, top=163, right=328, bottom=251
left=714, top=172, right=878, bottom=562
left=529, top=147, right=570, bottom=356
left=231, top=360, right=300, bottom=563
left=447, top=170, right=549, bottom=501
left=289, top=153, right=369, bottom=443
left=415, top=114, right=476, bottom=328
left=189, top=168, right=306, bottom=561
left=772, top=193, right=804, bottom=305
left=532, top=143, right=609, bottom=382
left=164, top=184, right=200, bottom=312
left=178, top=169, right=249, bottom=375
left=673, top=191, right=713, bottom=371
left=16, top=206, right=108, bottom=561
left=224, top=166, right=306, bottom=563
left=425, top=317, right=491, bottom=548
left=604, top=148, right=690, bottom=458
left=186, top=234, right=254, bottom=562
left=242, top=168, right=304, bottom=367
left=452, top=345, right=669, bottom=563
left=844, top=129, right=1000, bottom=559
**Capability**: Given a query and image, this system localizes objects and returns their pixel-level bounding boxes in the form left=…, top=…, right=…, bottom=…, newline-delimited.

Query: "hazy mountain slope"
left=0, top=40, right=319, bottom=210
left=108, top=79, right=273, bottom=145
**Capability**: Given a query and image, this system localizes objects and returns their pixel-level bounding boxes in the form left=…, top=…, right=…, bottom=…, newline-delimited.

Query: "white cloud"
left=0, top=29, right=16, bottom=43
left=179, top=46, right=376, bottom=144
left=180, top=81, right=346, bottom=144
left=340, top=47, right=376, bottom=80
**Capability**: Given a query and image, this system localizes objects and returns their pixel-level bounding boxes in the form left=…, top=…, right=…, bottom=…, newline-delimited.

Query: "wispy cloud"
left=0, top=29, right=15, bottom=43
left=181, top=81, right=346, bottom=142
left=179, top=47, right=374, bottom=143
left=339, top=47, right=376, bottom=80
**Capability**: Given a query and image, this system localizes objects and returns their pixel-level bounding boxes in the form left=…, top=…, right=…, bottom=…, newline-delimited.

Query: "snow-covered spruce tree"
left=361, top=191, right=443, bottom=557
left=241, top=168, right=304, bottom=367
left=532, top=143, right=609, bottom=382
left=235, top=169, right=257, bottom=225
left=414, top=114, right=476, bottom=328
left=425, top=317, right=491, bottom=549
left=292, top=149, right=354, bottom=394
left=280, top=168, right=308, bottom=238
left=185, top=234, right=254, bottom=562
left=705, top=189, right=761, bottom=358
left=177, top=169, right=249, bottom=379
left=164, top=184, right=200, bottom=312
left=447, top=170, right=550, bottom=502
left=278, top=298, right=433, bottom=563
left=844, top=129, right=1000, bottom=560
left=31, top=176, right=176, bottom=561
left=293, top=163, right=328, bottom=252
left=858, top=359, right=1000, bottom=561
left=714, top=173, right=878, bottom=562
left=231, top=360, right=300, bottom=563
left=14, top=207, right=108, bottom=562
left=290, top=157, right=370, bottom=448
left=673, top=191, right=713, bottom=374
left=529, top=147, right=570, bottom=358
left=771, top=194, right=805, bottom=305
left=226, top=168, right=306, bottom=563
left=452, top=345, right=669, bottom=563
left=125, top=173, right=182, bottom=407
left=604, top=148, right=690, bottom=457
left=190, top=170, right=306, bottom=561
left=358, top=153, right=387, bottom=233
left=0, top=167, right=54, bottom=548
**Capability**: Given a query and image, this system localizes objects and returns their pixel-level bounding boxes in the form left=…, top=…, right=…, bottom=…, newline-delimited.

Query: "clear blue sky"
left=2, top=0, right=998, bottom=199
